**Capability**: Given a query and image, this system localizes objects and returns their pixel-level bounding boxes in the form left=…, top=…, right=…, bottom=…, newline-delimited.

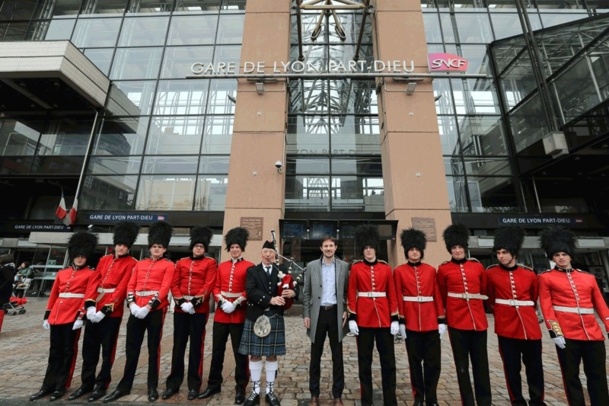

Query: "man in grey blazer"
left=303, top=236, right=350, bottom=406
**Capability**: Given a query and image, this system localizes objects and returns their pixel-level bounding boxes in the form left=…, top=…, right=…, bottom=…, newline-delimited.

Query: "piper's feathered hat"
left=68, top=232, right=98, bottom=261
left=493, top=226, right=525, bottom=257
left=190, top=226, right=213, bottom=251
left=262, top=240, right=276, bottom=250
left=442, top=223, right=470, bottom=252
left=148, top=220, right=173, bottom=248
left=113, top=221, right=140, bottom=248
left=225, top=227, right=249, bottom=252
left=401, top=228, right=427, bottom=258
left=355, top=224, right=379, bottom=255
left=540, top=226, right=576, bottom=258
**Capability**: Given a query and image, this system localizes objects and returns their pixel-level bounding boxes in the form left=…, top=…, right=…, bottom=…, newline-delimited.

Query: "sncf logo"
left=428, top=53, right=468, bottom=72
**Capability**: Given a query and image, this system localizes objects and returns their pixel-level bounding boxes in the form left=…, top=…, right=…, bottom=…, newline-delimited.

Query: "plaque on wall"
left=411, top=217, right=437, bottom=242
left=241, top=217, right=263, bottom=241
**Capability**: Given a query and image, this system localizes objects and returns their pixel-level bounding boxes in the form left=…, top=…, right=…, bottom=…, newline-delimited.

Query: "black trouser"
left=356, top=327, right=397, bottom=406
left=80, top=316, right=122, bottom=390
left=165, top=312, right=208, bottom=391
left=447, top=327, right=491, bottom=406
left=309, top=306, right=344, bottom=399
left=556, top=338, right=609, bottom=406
left=116, top=309, right=166, bottom=393
left=42, top=323, right=81, bottom=392
left=497, top=336, right=545, bottom=406
left=207, top=320, right=249, bottom=391
left=405, top=329, right=441, bottom=405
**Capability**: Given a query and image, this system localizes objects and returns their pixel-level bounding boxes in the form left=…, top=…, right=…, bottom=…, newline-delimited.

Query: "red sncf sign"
left=428, top=53, right=468, bottom=72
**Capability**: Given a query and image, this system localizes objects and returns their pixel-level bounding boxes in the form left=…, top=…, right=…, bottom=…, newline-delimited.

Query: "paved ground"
left=0, top=297, right=601, bottom=405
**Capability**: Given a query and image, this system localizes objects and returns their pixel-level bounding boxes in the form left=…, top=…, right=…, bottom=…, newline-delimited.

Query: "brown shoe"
left=333, top=399, right=344, bottom=405
left=308, top=396, right=319, bottom=406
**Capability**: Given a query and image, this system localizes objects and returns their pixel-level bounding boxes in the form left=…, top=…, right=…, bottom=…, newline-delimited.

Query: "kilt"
left=238, top=314, right=286, bottom=357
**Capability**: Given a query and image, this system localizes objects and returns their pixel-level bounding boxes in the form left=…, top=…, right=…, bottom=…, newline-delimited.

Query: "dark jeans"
left=309, top=306, right=344, bottom=399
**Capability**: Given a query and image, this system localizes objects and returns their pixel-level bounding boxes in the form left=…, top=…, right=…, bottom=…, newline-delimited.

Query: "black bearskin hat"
left=401, top=228, right=427, bottom=258
left=493, top=226, right=525, bottom=257
left=443, top=223, right=470, bottom=252
left=68, top=232, right=98, bottom=261
left=225, top=227, right=249, bottom=252
left=262, top=240, right=276, bottom=250
left=190, top=226, right=213, bottom=251
left=113, top=221, right=140, bottom=248
left=148, top=220, right=173, bottom=248
left=355, top=224, right=379, bottom=255
left=540, top=226, right=576, bottom=258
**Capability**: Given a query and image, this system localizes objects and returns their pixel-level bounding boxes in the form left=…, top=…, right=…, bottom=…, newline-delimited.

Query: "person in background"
left=29, top=232, right=99, bottom=402
left=0, top=254, right=18, bottom=334
left=199, top=227, right=253, bottom=404
left=162, top=226, right=217, bottom=401
left=302, top=236, right=350, bottom=406
left=437, top=223, right=491, bottom=406
left=103, top=220, right=175, bottom=403
left=538, top=226, right=609, bottom=406
left=393, top=228, right=445, bottom=406
left=238, top=240, right=296, bottom=406
left=347, top=224, right=399, bottom=406
left=67, top=222, right=140, bottom=402
left=486, top=226, right=545, bottom=406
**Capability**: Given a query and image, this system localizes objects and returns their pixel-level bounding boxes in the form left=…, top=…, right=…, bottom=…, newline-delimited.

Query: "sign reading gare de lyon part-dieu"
left=189, top=53, right=468, bottom=76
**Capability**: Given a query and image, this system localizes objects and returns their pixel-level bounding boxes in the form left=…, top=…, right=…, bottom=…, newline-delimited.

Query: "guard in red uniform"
left=162, top=226, right=217, bottom=401
left=394, top=228, right=445, bottom=406
left=30, top=232, right=99, bottom=402
left=68, top=221, right=140, bottom=402
left=437, top=223, right=491, bottom=406
left=199, top=227, right=253, bottom=404
left=486, top=226, right=545, bottom=406
left=103, top=220, right=175, bottom=403
left=347, top=224, right=399, bottom=406
left=538, top=226, right=609, bottom=406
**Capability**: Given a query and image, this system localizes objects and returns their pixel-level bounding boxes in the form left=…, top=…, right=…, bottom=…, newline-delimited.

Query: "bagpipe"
left=271, top=229, right=306, bottom=294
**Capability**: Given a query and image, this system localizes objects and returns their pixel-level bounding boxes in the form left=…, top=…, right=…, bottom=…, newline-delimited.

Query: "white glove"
left=399, top=324, right=407, bottom=339
left=129, top=303, right=141, bottom=316
left=553, top=336, right=566, bottom=349
left=349, top=320, right=359, bottom=335
left=86, top=307, right=97, bottom=320
left=136, top=306, right=150, bottom=319
left=94, top=311, right=105, bottom=323
left=180, top=302, right=195, bottom=314
left=438, top=323, right=447, bottom=338
left=72, top=319, right=84, bottom=330
left=221, top=300, right=236, bottom=314
left=43, top=320, right=50, bottom=330
left=390, top=321, right=399, bottom=335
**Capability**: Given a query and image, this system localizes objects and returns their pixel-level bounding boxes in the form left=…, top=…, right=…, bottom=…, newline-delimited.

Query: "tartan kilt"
left=238, top=314, right=286, bottom=357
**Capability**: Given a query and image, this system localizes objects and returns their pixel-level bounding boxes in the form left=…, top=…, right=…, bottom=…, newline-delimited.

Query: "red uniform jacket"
left=213, top=257, right=254, bottom=324
left=486, top=263, right=542, bottom=340
left=45, top=266, right=99, bottom=325
left=127, top=257, right=175, bottom=310
left=538, top=267, right=609, bottom=341
left=347, top=259, right=399, bottom=328
left=172, top=255, right=217, bottom=314
left=85, top=254, right=137, bottom=318
left=437, top=258, right=488, bottom=331
left=393, top=261, right=445, bottom=332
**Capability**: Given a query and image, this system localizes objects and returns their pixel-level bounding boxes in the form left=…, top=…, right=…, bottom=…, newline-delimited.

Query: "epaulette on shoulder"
left=352, top=259, right=363, bottom=264
left=486, top=264, right=499, bottom=270
left=574, top=268, right=592, bottom=275
left=538, top=269, right=552, bottom=275
left=378, top=259, right=389, bottom=265
left=518, top=264, right=536, bottom=273
left=440, top=260, right=450, bottom=266
left=467, top=257, right=480, bottom=263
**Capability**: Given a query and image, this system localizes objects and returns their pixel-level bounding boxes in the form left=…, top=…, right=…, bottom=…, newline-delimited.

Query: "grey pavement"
left=0, top=297, right=599, bottom=405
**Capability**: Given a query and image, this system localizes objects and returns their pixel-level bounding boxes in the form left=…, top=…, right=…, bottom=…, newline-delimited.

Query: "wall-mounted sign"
left=428, top=53, right=468, bottom=73
left=86, top=213, right=167, bottom=223
left=411, top=217, right=437, bottom=242
left=241, top=217, right=263, bottom=241
left=497, top=215, right=583, bottom=227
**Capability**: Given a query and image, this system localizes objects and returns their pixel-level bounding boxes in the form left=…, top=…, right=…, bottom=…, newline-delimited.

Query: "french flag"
left=65, top=198, right=78, bottom=227
left=55, top=193, right=67, bottom=220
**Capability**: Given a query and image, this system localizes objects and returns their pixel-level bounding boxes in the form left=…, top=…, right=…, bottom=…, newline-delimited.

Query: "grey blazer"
left=302, top=256, right=349, bottom=343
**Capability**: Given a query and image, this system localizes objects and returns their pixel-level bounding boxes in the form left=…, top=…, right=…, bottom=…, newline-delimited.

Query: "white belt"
left=447, top=292, right=488, bottom=300
left=554, top=305, right=594, bottom=315
left=357, top=292, right=386, bottom=298
left=97, top=288, right=116, bottom=293
left=59, top=292, right=84, bottom=298
left=495, top=298, right=534, bottom=307
left=136, top=290, right=158, bottom=297
left=221, top=291, right=242, bottom=298
left=403, top=296, right=433, bottom=302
